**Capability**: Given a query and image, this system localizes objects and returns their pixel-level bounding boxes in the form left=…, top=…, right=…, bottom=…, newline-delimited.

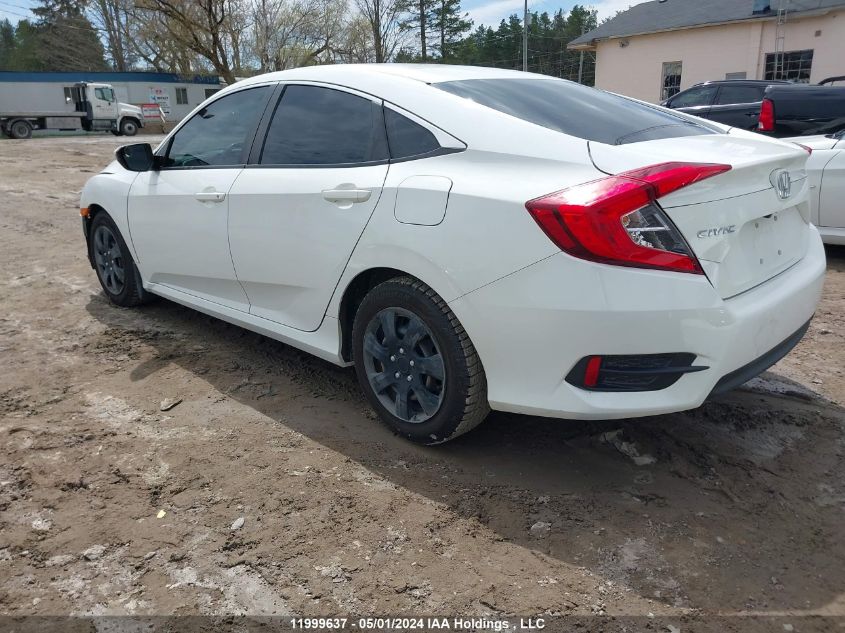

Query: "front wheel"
left=352, top=277, right=489, bottom=444
left=119, top=118, right=138, bottom=136
left=88, top=212, right=149, bottom=307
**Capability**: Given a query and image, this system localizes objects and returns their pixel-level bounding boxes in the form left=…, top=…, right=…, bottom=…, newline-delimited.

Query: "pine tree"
left=0, top=19, right=15, bottom=69
left=399, top=0, right=432, bottom=61
left=429, top=0, right=471, bottom=61
left=31, top=0, right=109, bottom=71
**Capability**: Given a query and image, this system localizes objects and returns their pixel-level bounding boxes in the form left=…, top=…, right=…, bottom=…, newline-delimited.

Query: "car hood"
left=119, top=103, right=143, bottom=116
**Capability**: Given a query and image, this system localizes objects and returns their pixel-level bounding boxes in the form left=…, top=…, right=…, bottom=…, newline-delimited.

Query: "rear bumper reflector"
left=566, top=353, right=709, bottom=392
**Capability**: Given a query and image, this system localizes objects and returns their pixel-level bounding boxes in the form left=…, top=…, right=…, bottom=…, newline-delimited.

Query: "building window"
left=661, top=61, right=682, bottom=100
left=175, top=87, right=188, bottom=105
left=765, top=49, right=813, bottom=82
left=204, top=88, right=220, bottom=99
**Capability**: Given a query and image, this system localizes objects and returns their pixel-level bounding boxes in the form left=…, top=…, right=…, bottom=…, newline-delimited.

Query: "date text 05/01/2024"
left=289, top=617, right=547, bottom=630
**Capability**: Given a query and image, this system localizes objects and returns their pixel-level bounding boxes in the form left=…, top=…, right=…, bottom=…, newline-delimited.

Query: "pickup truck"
left=758, top=83, right=845, bottom=137
left=0, top=81, right=144, bottom=140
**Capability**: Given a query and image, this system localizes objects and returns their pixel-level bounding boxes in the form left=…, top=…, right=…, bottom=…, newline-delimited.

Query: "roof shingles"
left=569, top=0, right=845, bottom=48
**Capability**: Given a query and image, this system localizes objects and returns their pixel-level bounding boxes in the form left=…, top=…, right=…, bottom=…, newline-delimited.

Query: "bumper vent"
left=566, top=353, right=708, bottom=392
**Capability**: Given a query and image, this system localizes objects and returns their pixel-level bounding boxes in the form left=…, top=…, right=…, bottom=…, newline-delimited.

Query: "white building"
left=569, top=0, right=845, bottom=103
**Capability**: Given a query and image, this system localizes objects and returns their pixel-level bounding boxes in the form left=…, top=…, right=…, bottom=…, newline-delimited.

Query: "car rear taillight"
left=758, top=98, right=775, bottom=132
left=525, top=162, right=730, bottom=274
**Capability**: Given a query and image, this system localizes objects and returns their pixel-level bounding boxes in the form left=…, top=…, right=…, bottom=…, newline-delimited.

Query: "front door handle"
left=195, top=191, right=226, bottom=203
left=322, top=187, right=372, bottom=204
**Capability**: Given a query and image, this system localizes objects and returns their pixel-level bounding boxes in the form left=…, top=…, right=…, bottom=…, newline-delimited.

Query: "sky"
left=0, top=0, right=647, bottom=33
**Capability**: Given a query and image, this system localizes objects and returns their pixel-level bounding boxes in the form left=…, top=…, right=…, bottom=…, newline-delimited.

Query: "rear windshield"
left=433, top=78, right=717, bottom=145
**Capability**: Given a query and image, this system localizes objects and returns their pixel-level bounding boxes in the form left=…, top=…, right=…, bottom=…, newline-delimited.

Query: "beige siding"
left=593, top=10, right=845, bottom=102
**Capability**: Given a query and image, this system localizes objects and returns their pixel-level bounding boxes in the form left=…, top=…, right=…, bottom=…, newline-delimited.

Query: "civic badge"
left=770, top=169, right=792, bottom=200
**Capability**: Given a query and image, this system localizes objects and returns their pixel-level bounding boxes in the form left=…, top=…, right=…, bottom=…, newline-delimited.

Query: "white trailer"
left=0, top=81, right=144, bottom=139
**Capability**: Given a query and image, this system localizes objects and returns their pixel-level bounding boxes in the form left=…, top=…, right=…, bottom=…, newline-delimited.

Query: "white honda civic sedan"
left=785, top=131, right=845, bottom=245
left=80, top=64, right=826, bottom=444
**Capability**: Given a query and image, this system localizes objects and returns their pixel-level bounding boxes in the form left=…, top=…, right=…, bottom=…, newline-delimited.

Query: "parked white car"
left=786, top=131, right=845, bottom=245
left=80, top=65, right=826, bottom=444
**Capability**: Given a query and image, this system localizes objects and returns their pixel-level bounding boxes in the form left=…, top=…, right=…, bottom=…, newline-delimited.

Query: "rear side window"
left=385, top=108, right=440, bottom=159
left=716, top=85, right=764, bottom=104
left=260, top=85, right=388, bottom=165
left=434, top=78, right=715, bottom=145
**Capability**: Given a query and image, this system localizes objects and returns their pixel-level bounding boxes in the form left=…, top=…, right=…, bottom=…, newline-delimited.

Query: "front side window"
left=385, top=107, right=440, bottom=159
left=94, top=87, right=114, bottom=102
left=434, top=77, right=713, bottom=146
left=164, top=86, right=270, bottom=168
left=661, top=61, right=683, bottom=100
left=669, top=85, right=717, bottom=108
left=176, top=87, right=188, bottom=105
left=716, top=84, right=765, bottom=105
left=765, top=49, right=813, bottom=82
left=260, top=85, right=387, bottom=166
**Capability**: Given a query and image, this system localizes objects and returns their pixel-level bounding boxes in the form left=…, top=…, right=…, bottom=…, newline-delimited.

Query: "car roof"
left=691, top=79, right=790, bottom=87
left=234, top=64, right=543, bottom=88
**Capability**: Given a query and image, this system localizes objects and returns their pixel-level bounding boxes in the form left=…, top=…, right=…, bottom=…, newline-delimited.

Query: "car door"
left=820, top=142, right=845, bottom=228
left=92, top=86, right=117, bottom=121
left=665, top=84, right=717, bottom=119
left=128, top=85, right=273, bottom=312
left=227, top=83, right=390, bottom=331
left=708, top=84, right=765, bottom=129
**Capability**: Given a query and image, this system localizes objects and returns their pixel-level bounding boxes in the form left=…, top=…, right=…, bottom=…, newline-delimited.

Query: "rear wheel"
left=9, top=120, right=32, bottom=140
left=352, top=277, right=489, bottom=444
left=89, top=212, right=149, bottom=307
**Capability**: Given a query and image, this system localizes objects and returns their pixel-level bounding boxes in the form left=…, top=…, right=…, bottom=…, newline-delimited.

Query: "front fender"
left=80, top=167, right=139, bottom=264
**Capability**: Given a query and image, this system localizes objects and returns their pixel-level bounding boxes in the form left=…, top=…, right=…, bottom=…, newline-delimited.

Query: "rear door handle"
left=195, top=191, right=226, bottom=203
left=322, top=188, right=371, bottom=204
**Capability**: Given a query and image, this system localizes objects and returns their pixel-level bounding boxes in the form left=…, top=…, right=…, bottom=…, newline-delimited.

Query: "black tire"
left=352, top=276, right=489, bottom=445
left=111, top=130, right=122, bottom=136
left=88, top=212, right=150, bottom=307
left=9, top=120, right=32, bottom=140
left=119, top=118, right=139, bottom=136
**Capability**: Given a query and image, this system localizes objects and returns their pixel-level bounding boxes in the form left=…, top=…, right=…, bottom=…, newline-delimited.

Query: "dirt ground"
left=1, top=136, right=844, bottom=629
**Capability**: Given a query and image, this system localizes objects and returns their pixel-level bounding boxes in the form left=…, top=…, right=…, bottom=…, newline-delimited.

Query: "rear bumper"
left=708, top=319, right=810, bottom=397
left=449, top=225, right=826, bottom=419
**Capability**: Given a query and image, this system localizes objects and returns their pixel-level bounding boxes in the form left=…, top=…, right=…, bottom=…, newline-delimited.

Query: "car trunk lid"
left=588, top=133, right=811, bottom=298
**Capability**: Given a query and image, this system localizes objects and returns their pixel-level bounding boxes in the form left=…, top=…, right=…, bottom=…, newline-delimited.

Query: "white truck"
left=0, top=81, right=144, bottom=139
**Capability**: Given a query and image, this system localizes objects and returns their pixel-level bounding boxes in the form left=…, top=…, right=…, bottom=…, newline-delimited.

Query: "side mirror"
left=115, top=143, right=156, bottom=172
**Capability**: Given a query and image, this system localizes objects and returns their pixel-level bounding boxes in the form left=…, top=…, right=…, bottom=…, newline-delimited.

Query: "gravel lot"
left=1, top=136, right=844, bottom=629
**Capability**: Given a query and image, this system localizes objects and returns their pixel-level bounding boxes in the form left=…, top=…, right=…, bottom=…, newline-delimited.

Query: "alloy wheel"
left=93, top=225, right=125, bottom=295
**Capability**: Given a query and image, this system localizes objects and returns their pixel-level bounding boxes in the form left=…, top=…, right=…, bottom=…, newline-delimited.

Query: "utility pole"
left=523, top=0, right=528, bottom=72
left=577, top=25, right=586, bottom=83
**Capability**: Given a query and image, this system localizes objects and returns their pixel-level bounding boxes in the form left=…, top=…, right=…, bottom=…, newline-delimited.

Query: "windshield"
left=433, top=78, right=718, bottom=145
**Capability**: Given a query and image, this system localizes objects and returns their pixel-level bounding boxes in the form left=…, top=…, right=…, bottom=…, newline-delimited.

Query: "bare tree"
left=136, top=0, right=243, bottom=82
left=88, top=0, right=133, bottom=70
left=251, top=0, right=346, bottom=72
left=354, top=0, right=402, bottom=62
left=128, top=5, right=210, bottom=74
left=332, top=13, right=376, bottom=63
